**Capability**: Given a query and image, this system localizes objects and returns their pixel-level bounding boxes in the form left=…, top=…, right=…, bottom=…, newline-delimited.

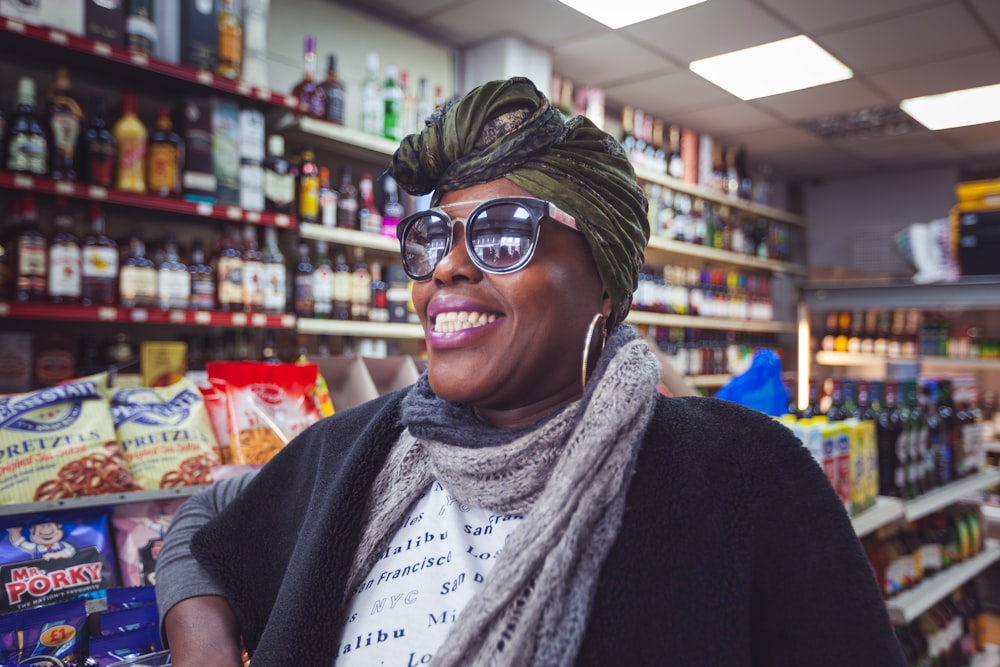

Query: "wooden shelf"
left=297, top=318, right=424, bottom=338
left=0, top=171, right=296, bottom=229
left=0, top=302, right=296, bottom=329
left=627, top=310, right=796, bottom=334
left=645, top=236, right=806, bottom=275
left=298, top=223, right=399, bottom=253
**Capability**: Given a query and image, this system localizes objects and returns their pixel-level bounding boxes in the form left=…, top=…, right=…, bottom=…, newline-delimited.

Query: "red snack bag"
left=206, top=362, right=321, bottom=465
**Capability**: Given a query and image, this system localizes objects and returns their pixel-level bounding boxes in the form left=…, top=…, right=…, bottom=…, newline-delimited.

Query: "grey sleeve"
left=155, top=470, right=259, bottom=622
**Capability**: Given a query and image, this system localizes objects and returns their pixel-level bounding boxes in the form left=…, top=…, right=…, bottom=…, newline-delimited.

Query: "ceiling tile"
left=969, top=0, right=1000, bottom=37
left=751, top=78, right=890, bottom=122
left=666, top=102, right=784, bottom=139
left=757, top=0, right=954, bottom=34
left=818, top=3, right=994, bottom=73
left=867, top=50, right=1000, bottom=100
left=417, top=0, right=602, bottom=48
left=836, top=130, right=961, bottom=162
left=940, top=122, right=1000, bottom=157
left=602, top=69, right=734, bottom=119
left=552, top=33, right=676, bottom=87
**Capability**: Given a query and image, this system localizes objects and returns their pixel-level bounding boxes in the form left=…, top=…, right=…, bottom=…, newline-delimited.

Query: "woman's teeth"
left=433, top=311, right=498, bottom=333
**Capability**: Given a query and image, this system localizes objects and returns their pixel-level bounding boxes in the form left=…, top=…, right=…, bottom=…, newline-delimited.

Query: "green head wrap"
left=387, top=76, right=649, bottom=328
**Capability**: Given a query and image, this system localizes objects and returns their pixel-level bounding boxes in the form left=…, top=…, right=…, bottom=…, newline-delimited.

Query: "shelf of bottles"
left=818, top=351, right=1000, bottom=372
left=803, top=277, right=1000, bottom=311
left=644, top=235, right=806, bottom=276
left=886, top=538, right=1000, bottom=625
left=0, top=485, right=209, bottom=519
left=0, top=17, right=298, bottom=112
left=0, top=171, right=296, bottom=229
left=0, top=301, right=296, bottom=329
left=276, top=115, right=400, bottom=165
left=626, top=310, right=796, bottom=334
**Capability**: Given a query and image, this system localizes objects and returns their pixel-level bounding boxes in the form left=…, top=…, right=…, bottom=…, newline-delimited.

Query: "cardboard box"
left=212, top=98, right=241, bottom=205
left=180, top=0, right=216, bottom=71
left=180, top=97, right=217, bottom=203
left=1, top=0, right=84, bottom=35
left=309, top=356, right=379, bottom=412
left=85, top=0, right=124, bottom=46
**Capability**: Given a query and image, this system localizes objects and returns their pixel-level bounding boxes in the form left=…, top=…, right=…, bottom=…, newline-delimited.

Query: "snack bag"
left=0, top=612, right=17, bottom=665
left=88, top=625, right=161, bottom=665
left=109, top=378, right=221, bottom=490
left=16, top=598, right=90, bottom=666
left=0, top=373, right=140, bottom=504
left=0, top=508, right=118, bottom=614
left=207, top=362, right=321, bottom=465
left=112, top=500, right=185, bottom=587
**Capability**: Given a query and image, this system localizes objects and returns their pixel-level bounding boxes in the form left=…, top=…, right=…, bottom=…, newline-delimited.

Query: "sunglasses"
left=396, top=197, right=578, bottom=281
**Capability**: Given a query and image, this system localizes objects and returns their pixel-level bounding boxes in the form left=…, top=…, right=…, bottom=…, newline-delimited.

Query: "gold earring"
left=581, top=313, right=607, bottom=392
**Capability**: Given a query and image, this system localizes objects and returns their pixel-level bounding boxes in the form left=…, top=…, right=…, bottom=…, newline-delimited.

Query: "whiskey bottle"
left=77, top=95, right=117, bottom=188
left=241, top=224, right=264, bottom=312
left=332, top=248, right=351, bottom=321
left=217, top=0, right=243, bottom=81
left=119, top=232, right=157, bottom=309
left=6, top=77, right=48, bottom=175
left=188, top=239, right=215, bottom=310
left=216, top=225, right=244, bottom=312
left=319, top=166, right=338, bottom=226
left=261, top=227, right=286, bottom=314
left=147, top=107, right=183, bottom=197
left=311, top=240, right=333, bottom=318
left=47, top=68, right=84, bottom=181
left=292, top=35, right=325, bottom=118
left=350, top=247, right=371, bottom=321
left=293, top=242, right=313, bottom=318
left=81, top=203, right=118, bottom=306
left=320, top=53, right=346, bottom=126
left=125, top=0, right=156, bottom=56
left=14, top=195, right=48, bottom=302
left=262, top=135, right=294, bottom=214
left=297, top=148, right=320, bottom=224
left=157, top=233, right=190, bottom=310
left=47, top=197, right=82, bottom=304
left=336, top=165, right=358, bottom=230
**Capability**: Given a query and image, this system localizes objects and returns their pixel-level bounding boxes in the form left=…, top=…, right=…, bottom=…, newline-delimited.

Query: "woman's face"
left=411, top=178, right=610, bottom=428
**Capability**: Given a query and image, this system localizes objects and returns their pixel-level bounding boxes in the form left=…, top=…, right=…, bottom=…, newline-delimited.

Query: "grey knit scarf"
left=344, top=324, right=661, bottom=666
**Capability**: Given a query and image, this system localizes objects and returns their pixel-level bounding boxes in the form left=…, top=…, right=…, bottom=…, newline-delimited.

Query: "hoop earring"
left=581, top=313, right=607, bottom=392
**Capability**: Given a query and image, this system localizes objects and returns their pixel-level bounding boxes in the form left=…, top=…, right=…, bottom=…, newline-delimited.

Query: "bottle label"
left=332, top=271, right=351, bottom=301
left=337, top=198, right=358, bottom=229
left=294, top=275, right=313, bottom=313
left=312, top=266, right=333, bottom=301
left=243, top=261, right=265, bottom=306
left=49, top=245, right=82, bottom=296
left=158, top=270, right=191, bottom=305
left=217, top=257, right=243, bottom=305
left=299, top=176, right=320, bottom=221
left=191, top=275, right=215, bottom=309
left=50, top=112, right=81, bottom=161
left=148, top=145, right=179, bottom=194
left=117, top=135, right=147, bottom=192
left=6, top=135, right=48, bottom=174
left=17, top=238, right=47, bottom=277
left=264, top=172, right=295, bottom=208
left=325, top=89, right=345, bottom=125
left=120, top=266, right=157, bottom=299
left=263, top=264, right=287, bottom=311
left=82, top=246, right=118, bottom=278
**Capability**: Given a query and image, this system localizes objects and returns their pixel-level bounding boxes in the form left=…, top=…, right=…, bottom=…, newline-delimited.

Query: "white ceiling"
left=340, top=0, right=1000, bottom=181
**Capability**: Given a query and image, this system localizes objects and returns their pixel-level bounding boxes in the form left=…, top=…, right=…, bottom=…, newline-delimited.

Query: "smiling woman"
left=155, top=77, right=906, bottom=667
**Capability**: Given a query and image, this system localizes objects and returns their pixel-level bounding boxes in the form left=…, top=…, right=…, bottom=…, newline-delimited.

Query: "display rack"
left=298, top=223, right=398, bottom=253
left=275, top=115, right=398, bottom=164
left=0, top=302, right=296, bottom=329
left=0, top=486, right=208, bottom=518
left=645, top=236, right=807, bottom=276
left=816, top=351, right=1000, bottom=372
left=802, top=277, right=1000, bottom=311
left=297, top=318, right=424, bottom=338
left=851, top=496, right=906, bottom=538
left=886, top=538, right=1000, bottom=624
left=903, top=468, right=1000, bottom=522
left=626, top=310, right=797, bottom=334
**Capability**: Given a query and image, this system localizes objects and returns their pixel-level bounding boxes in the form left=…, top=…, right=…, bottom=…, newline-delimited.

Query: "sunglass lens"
left=403, top=214, right=450, bottom=278
left=467, top=203, right=535, bottom=271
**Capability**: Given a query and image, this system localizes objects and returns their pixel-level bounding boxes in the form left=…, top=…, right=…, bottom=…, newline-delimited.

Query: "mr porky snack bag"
left=112, top=498, right=186, bottom=587
left=0, top=373, right=140, bottom=505
left=207, top=361, right=321, bottom=464
left=109, top=378, right=221, bottom=490
left=0, top=508, right=118, bottom=614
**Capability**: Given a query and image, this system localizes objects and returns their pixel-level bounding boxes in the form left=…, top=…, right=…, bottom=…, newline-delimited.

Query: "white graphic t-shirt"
left=334, top=480, right=522, bottom=666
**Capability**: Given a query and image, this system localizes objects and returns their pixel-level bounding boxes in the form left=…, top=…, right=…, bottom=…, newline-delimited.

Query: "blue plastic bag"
left=715, top=349, right=789, bottom=416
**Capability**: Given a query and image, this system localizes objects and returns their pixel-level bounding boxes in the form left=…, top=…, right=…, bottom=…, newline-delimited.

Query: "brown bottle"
left=47, top=68, right=84, bottom=181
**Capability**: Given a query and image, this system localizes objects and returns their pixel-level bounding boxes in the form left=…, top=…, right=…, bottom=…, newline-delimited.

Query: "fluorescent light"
left=901, top=83, right=1000, bottom=130
left=557, top=0, right=706, bottom=29
left=689, top=35, right=853, bottom=100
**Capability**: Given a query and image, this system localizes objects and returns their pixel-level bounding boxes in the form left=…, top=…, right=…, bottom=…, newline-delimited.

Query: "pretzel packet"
left=206, top=362, right=321, bottom=465
left=0, top=373, right=140, bottom=505
left=0, top=508, right=118, bottom=614
left=109, top=378, right=221, bottom=490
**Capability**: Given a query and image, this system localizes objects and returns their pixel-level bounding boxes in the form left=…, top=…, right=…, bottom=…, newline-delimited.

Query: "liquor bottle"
left=357, top=173, right=382, bottom=234
left=320, top=53, right=346, bottom=126
left=383, top=65, right=403, bottom=141
left=47, top=197, right=81, bottom=304
left=369, top=260, right=389, bottom=323
left=935, top=380, right=961, bottom=481
left=667, top=124, right=683, bottom=179
left=293, top=242, right=313, bottom=318
left=319, top=166, right=337, bottom=226
left=311, top=240, right=333, bottom=318
left=800, top=378, right=822, bottom=420
left=380, top=173, right=404, bottom=239
left=216, top=225, right=244, bottom=311
left=241, top=224, right=264, bottom=312
left=114, top=93, right=148, bottom=193
left=826, top=378, right=849, bottom=421
left=157, top=233, right=190, bottom=310
left=13, top=195, right=47, bottom=302
left=261, top=227, right=286, bottom=314
left=336, top=165, right=358, bottom=229
left=217, top=0, right=243, bottom=81
left=399, top=69, right=418, bottom=136
left=297, top=148, right=320, bottom=223
left=360, top=50, right=383, bottom=136
left=904, top=379, right=931, bottom=497
left=125, top=0, right=157, bottom=55
left=332, top=248, right=351, bottom=321
left=188, top=239, right=215, bottom=310
left=47, top=68, right=84, bottom=181
left=77, top=95, right=117, bottom=187
left=81, top=203, right=118, bottom=306
left=416, top=76, right=433, bottom=130
left=350, top=247, right=371, bottom=321
left=6, top=77, right=48, bottom=175
left=292, top=35, right=325, bottom=119
left=119, top=232, right=157, bottom=309
left=877, top=380, right=905, bottom=498
left=262, top=135, right=294, bottom=214
left=147, top=107, right=183, bottom=197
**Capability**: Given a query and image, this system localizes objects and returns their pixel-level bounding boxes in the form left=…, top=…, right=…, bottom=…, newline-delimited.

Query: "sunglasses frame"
left=396, top=196, right=578, bottom=281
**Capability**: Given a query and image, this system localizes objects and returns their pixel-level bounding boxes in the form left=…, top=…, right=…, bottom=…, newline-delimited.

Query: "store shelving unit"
left=802, top=277, right=1000, bottom=311
left=644, top=236, right=807, bottom=276
left=297, top=318, right=425, bottom=338
left=0, top=486, right=208, bottom=518
left=0, top=302, right=297, bottom=329
left=816, top=351, right=1000, bottom=372
left=886, top=538, right=1000, bottom=624
left=627, top=310, right=797, bottom=334
left=852, top=496, right=906, bottom=538
left=298, top=223, right=399, bottom=254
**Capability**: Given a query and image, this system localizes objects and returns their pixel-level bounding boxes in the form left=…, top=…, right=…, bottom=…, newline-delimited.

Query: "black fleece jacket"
left=190, top=390, right=906, bottom=666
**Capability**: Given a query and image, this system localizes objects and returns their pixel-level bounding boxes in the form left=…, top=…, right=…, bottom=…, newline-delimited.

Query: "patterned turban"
left=387, top=76, right=649, bottom=328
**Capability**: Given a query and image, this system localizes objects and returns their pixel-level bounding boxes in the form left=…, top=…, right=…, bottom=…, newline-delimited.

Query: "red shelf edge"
left=0, top=302, right=296, bottom=329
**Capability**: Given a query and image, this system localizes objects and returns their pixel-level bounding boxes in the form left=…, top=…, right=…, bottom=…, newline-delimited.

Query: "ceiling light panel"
left=901, top=83, right=1000, bottom=130
left=557, top=0, right=706, bottom=29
